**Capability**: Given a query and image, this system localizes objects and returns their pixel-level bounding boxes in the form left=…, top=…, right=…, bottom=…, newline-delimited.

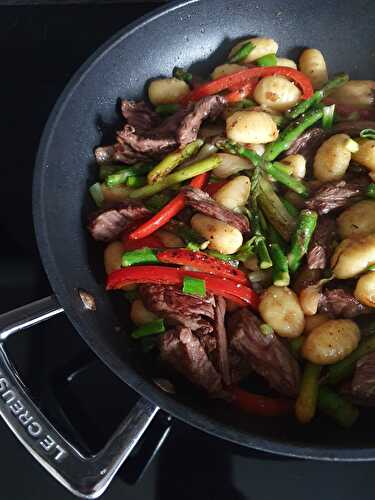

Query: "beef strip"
left=291, top=264, right=322, bottom=295
left=307, top=217, right=336, bottom=269
left=214, top=296, right=231, bottom=386
left=88, top=201, right=150, bottom=242
left=159, top=326, right=222, bottom=394
left=344, top=352, right=375, bottom=407
left=285, top=127, right=327, bottom=165
left=319, top=288, right=372, bottom=318
left=139, top=284, right=215, bottom=335
left=228, top=309, right=300, bottom=397
left=115, top=96, right=226, bottom=159
left=285, top=121, right=375, bottom=165
left=305, top=176, right=369, bottom=215
left=177, top=95, right=226, bottom=145
left=121, top=100, right=161, bottom=130
left=117, top=125, right=177, bottom=157
left=182, top=187, right=250, bottom=233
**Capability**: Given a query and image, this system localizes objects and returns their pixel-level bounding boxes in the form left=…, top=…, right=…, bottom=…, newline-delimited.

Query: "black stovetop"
left=0, top=3, right=374, bottom=499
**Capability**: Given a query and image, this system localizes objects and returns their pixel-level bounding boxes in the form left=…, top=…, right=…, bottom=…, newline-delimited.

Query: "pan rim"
left=32, top=0, right=375, bottom=461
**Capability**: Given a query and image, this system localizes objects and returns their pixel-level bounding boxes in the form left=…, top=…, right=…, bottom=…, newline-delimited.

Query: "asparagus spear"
left=263, top=108, right=324, bottom=161
left=129, top=155, right=221, bottom=199
left=270, top=243, right=290, bottom=286
left=289, top=336, right=305, bottom=359
left=249, top=164, right=273, bottom=269
left=317, top=386, right=359, bottom=428
left=367, top=183, right=375, bottom=199
left=281, top=196, right=300, bottom=218
left=327, top=333, right=375, bottom=385
left=173, top=66, right=193, bottom=83
left=258, top=177, right=296, bottom=241
left=218, top=140, right=308, bottom=196
left=288, top=209, right=318, bottom=273
left=106, top=163, right=153, bottom=187
left=295, top=362, right=322, bottom=424
left=148, top=139, right=204, bottom=184
left=285, top=73, right=349, bottom=121
left=229, top=41, right=255, bottom=63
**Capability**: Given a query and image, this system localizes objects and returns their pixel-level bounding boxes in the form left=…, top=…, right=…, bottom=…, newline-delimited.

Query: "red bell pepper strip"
left=231, top=387, right=293, bottom=417
left=128, top=172, right=209, bottom=240
left=225, top=79, right=258, bottom=103
left=122, top=234, right=164, bottom=251
left=106, top=266, right=259, bottom=309
left=156, top=248, right=247, bottom=284
left=205, top=181, right=227, bottom=196
left=181, top=66, right=313, bottom=104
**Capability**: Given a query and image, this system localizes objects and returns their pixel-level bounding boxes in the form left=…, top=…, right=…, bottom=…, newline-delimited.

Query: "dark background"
left=0, top=3, right=375, bottom=499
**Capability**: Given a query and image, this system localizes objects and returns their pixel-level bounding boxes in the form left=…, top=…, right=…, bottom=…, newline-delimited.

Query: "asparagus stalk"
left=106, top=163, right=153, bottom=187
left=288, top=209, right=318, bottom=273
left=249, top=164, right=273, bottom=270
left=270, top=243, right=290, bottom=286
left=268, top=224, right=287, bottom=251
left=281, top=196, right=300, bottom=218
left=263, top=108, right=324, bottom=161
left=173, top=66, right=193, bottom=83
left=148, top=139, right=204, bottom=184
left=267, top=162, right=309, bottom=197
left=367, top=183, right=375, bottom=199
left=258, top=177, right=296, bottom=241
left=295, top=362, right=322, bottom=424
left=317, top=386, right=359, bottom=428
left=129, top=155, right=221, bottom=199
left=285, top=73, right=349, bottom=121
left=218, top=140, right=308, bottom=196
left=327, top=333, right=375, bottom=385
left=229, top=41, right=255, bottom=63
left=289, top=336, right=304, bottom=359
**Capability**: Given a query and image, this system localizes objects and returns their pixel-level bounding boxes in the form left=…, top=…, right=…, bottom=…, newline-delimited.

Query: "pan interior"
left=33, top=0, right=375, bottom=458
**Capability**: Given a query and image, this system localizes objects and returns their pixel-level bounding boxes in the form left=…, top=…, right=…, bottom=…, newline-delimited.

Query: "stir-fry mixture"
left=88, top=36, right=375, bottom=427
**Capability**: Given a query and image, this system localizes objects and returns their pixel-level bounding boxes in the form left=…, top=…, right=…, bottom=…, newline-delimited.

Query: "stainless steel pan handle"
left=0, top=296, right=159, bottom=498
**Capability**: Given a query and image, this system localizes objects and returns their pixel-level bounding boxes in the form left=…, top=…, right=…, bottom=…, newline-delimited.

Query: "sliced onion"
left=213, top=153, right=252, bottom=179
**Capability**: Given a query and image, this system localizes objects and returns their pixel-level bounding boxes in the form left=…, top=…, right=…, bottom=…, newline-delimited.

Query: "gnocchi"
left=280, top=154, right=306, bottom=179
left=329, top=80, right=375, bottom=108
left=213, top=175, right=251, bottom=209
left=259, top=286, right=305, bottom=338
left=276, top=57, right=297, bottom=69
left=226, top=110, right=279, bottom=144
left=104, top=241, right=123, bottom=275
left=299, top=48, right=328, bottom=89
left=229, top=37, right=278, bottom=63
left=313, top=134, right=358, bottom=182
left=148, top=77, right=190, bottom=105
left=302, top=319, right=360, bottom=365
left=352, top=138, right=375, bottom=171
left=304, top=313, right=332, bottom=334
left=191, top=214, right=243, bottom=254
left=253, top=75, right=302, bottom=112
left=211, top=63, right=244, bottom=80
left=337, top=200, right=375, bottom=239
left=354, top=272, right=375, bottom=307
left=331, top=234, right=375, bottom=279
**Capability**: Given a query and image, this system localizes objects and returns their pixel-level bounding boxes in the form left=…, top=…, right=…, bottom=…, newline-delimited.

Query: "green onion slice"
left=131, top=319, right=166, bottom=339
left=182, top=276, right=206, bottom=297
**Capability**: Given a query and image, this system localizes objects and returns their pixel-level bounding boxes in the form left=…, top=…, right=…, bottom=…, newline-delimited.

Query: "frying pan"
left=0, top=0, right=375, bottom=497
